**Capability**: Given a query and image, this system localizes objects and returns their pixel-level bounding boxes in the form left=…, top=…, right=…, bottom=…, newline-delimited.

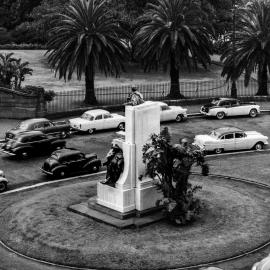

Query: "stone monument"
left=97, top=101, right=162, bottom=213
left=69, top=101, right=164, bottom=227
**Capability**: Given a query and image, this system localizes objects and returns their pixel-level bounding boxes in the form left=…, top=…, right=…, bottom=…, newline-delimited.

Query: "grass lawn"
left=1, top=154, right=270, bottom=270
left=0, top=50, right=223, bottom=91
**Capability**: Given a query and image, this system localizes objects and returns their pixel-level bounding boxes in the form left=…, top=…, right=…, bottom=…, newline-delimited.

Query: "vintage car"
left=69, top=109, right=125, bottom=134
left=41, top=148, right=102, bottom=178
left=0, top=169, right=8, bottom=193
left=200, top=97, right=260, bottom=120
left=155, top=101, right=187, bottom=122
left=193, top=127, right=268, bottom=154
left=5, top=118, right=70, bottom=140
left=252, top=254, right=270, bottom=270
left=1, top=131, right=66, bottom=158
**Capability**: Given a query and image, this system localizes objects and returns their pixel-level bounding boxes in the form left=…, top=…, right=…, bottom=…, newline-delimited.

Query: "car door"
left=94, top=114, right=104, bottom=130
left=29, top=134, right=51, bottom=153
left=221, top=101, right=233, bottom=116
left=234, top=132, right=248, bottom=150
left=220, top=133, right=235, bottom=151
left=229, top=100, right=241, bottom=116
left=103, top=113, right=116, bottom=129
left=43, top=121, right=58, bottom=135
left=67, top=153, right=86, bottom=171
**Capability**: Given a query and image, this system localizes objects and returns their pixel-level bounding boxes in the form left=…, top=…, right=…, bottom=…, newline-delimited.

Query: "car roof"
left=155, top=102, right=168, bottom=106
left=20, top=118, right=49, bottom=124
left=84, top=109, right=109, bottom=116
left=214, top=97, right=238, bottom=102
left=52, top=148, right=82, bottom=159
left=16, top=130, right=44, bottom=138
left=213, top=127, right=244, bottom=135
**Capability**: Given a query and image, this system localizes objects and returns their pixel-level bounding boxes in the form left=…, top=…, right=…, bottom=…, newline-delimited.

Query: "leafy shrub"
left=22, top=85, right=55, bottom=102
left=0, top=43, right=46, bottom=50
left=142, top=128, right=209, bottom=225
left=44, top=90, right=56, bottom=102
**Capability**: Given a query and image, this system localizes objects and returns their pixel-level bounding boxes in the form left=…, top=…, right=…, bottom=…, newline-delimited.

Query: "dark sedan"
left=41, top=148, right=102, bottom=178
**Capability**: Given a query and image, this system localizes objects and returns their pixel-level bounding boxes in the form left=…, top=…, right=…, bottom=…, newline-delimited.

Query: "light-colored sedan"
left=150, top=101, right=187, bottom=122
left=69, top=109, right=125, bottom=134
left=0, top=170, right=8, bottom=193
left=193, top=127, right=268, bottom=154
left=252, top=254, right=270, bottom=270
left=200, top=98, right=260, bottom=120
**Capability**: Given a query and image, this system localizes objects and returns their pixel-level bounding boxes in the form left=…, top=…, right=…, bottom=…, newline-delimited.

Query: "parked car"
left=1, top=131, right=66, bottom=158
left=200, top=97, right=260, bottom=120
left=69, top=109, right=125, bottom=134
left=5, top=118, right=70, bottom=140
left=193, top=127, right=268, bottom=154
left=154, top=101, right=187, bottom=122
left=252, top=254, right=270, bottom=270
left=41, top=148, right=102, bottom=178
left=0, top=170, right=8, bottom=192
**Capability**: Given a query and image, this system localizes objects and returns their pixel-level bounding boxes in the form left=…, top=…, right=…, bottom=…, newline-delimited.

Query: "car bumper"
left=1, top=149, right=16, bottom=156
left=40, top=168, right=53, bottom=176
left=0, top=177, right=8, bottom=183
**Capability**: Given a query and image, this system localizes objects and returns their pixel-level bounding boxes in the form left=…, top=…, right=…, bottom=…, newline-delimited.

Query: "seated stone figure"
left=124, top=86, right=144, bottom=106
left=103, top=144, right=124, bottom=187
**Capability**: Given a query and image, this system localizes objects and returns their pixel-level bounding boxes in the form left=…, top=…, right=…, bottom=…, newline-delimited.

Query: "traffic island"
left=1, top=174, right=270, bottom=270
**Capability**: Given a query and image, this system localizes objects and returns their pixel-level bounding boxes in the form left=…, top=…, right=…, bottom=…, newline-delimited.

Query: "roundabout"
left=1, top=173, right=270, bottom=270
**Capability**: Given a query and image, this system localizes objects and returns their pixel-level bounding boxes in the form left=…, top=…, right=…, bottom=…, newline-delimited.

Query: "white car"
left=200, top=98, right=260, bottom=120
left=147, top=101, right=187, bottom=122
left=193, top=127, right=268, bottom=154
left=69, top=109, right=125, bottom=134
left=252, top=254, right=270, bottom=270
left=0, top=170, right=8, bottom=193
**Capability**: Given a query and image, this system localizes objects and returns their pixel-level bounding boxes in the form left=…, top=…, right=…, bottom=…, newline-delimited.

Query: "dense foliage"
left=221, top=0, right=270, bottom=96
left=142, top=128, right=209, bottom=225
left=46, top=0, right=128, bottom=104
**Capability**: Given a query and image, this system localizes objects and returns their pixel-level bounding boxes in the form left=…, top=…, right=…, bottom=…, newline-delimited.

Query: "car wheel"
left=118, top=122, right=125, bottom=131
left=216, top=112, right=225, bottom=120
left=249, top=109, right=258, bottom=118
left=88, top=129, right=94, bottom=134
left=56, top=169, right=66, bottom=178
left=176, top=114, right=184, bottom=122
left=91, top=165, right=100, bottom=173
left=214, top=148, right=223, bottom=154
left=0, top=181, right=7, bottom=193
left=254, top=142, right=263, bottom=151
left=60, top=131, right=68, bottom=138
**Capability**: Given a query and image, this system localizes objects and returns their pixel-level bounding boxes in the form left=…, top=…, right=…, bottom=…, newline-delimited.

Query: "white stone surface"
left=96, top=102, right=162, bottom=213
left=252, top=254, right=270, bottom=270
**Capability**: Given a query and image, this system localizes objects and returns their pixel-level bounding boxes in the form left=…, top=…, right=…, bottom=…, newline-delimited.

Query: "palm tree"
left=134, top=0, right=213, bottom=99
left=0, top=53, right=17, bottom=87
left=46, top=0, right=128, bottom=104
left=13, top=59, right=33, bottom=89
left=221, top=0, right=270, bottom=96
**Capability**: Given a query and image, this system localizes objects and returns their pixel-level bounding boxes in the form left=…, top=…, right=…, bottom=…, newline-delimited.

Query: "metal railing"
left=46, top=79, right=262, bottom=113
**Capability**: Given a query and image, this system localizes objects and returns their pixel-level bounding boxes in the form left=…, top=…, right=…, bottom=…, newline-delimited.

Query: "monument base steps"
left=68, top=199, right=164, bottom=229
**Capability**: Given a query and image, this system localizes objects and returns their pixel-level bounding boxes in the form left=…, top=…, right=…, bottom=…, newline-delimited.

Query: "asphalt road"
left=0, top=114, right=270, bottom=190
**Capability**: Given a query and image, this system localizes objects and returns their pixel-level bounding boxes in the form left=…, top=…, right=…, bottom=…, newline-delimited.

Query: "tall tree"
left=221, top=0, right=270, bottom=96
left=134, top=0, right=213, bottom=98
left=46, top=0, right=128, bottom=104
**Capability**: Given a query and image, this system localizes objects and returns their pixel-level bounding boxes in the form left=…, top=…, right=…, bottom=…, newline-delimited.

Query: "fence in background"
left=47, top=78, right=261, bottom=113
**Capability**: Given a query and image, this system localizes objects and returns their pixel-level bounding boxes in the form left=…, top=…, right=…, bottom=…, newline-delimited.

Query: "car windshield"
left=81, top=113, right=94, bottom=121
left=16, top=121, right=29, bottom=130
left=209, top=130, right=221, bottom=138
left=211, top=99, right=220, bottom=105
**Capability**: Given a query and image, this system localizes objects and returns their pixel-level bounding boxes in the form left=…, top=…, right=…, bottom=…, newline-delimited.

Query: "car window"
left=44, top=122, right=53, bottom=128
left=104, top=114, right=112, bottom=119
left=235, top=132, right=244, bottom=138
left=81, top=113, right=94, bottom=121
left=161, top=105, right=169, bottom=111
left=95, top=115, right=103, bottom=120
left=230, top=100, right=238, bottom=106
left=220, top=136, right=225, bottom=140
left=34, top=123, right=44, bottom=129
left=17, top=122, right=29, bottom=130
left=224, top=133, right=234, bottom=139
left=21, top=137, right=29, bottom=143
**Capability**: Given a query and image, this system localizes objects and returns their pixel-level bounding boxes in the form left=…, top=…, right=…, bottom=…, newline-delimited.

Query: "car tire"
left=91, top=165, right=100, bottom=173
left=88, top=129, right=94, bottom=134
left=0, top=181, right=7, bottom=193
left=55, top=169, right=66, bottom=178
left=176, top=114, right=184, bottom=122
left=249, top=109, right=258, bottom=118
left=254, top=142, right=263, bottom=151
left=214, top=148, right=223, bottom=154
left=118, top=122, right=125, bottom=131
left=216, top=112, right=225, bottom=120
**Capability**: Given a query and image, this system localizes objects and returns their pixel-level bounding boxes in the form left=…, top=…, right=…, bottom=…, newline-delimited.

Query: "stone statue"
left=124, top=85, right=144, bottom=106
left=102, top=144, right=124, bottom=187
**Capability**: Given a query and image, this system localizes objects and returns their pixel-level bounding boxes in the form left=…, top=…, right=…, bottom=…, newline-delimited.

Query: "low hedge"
left=0, top=43, right=47, bottom=50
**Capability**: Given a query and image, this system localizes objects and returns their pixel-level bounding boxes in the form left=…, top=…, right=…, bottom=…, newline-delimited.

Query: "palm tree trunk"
left=84, top=62, right=97, bottom=104
left=256, top=61, right=268, bottom=96
left=168, top=53, right=184, bottom=99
